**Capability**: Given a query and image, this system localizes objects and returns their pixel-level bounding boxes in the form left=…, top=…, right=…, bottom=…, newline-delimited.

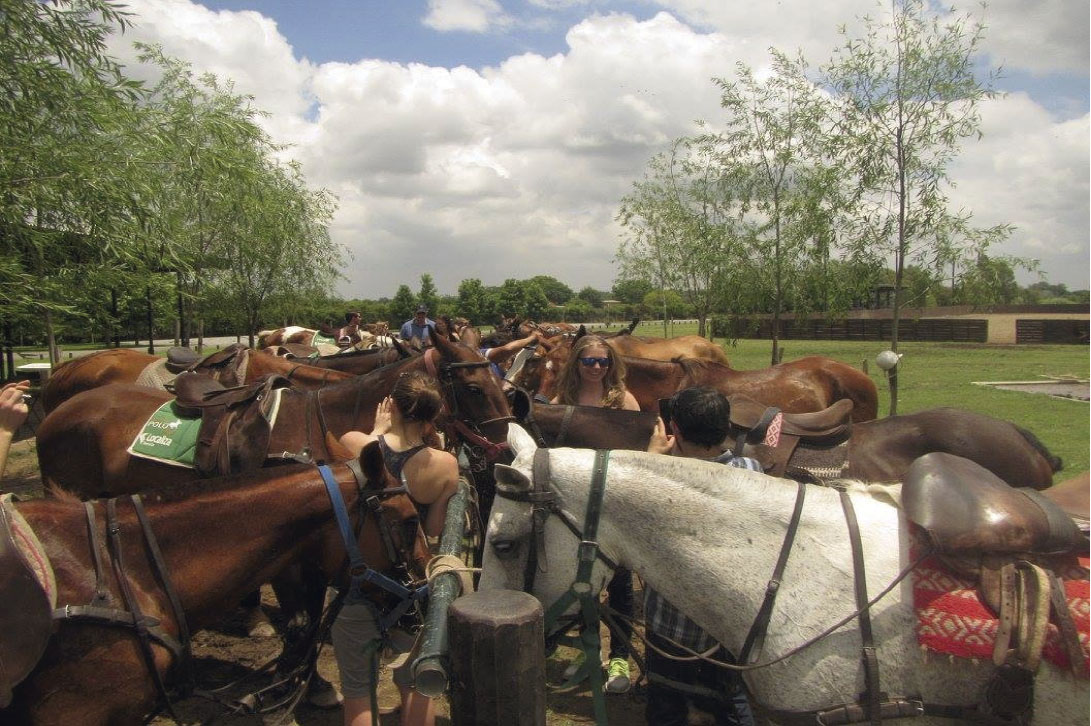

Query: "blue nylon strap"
left=319, top=464, right=430, bottom=612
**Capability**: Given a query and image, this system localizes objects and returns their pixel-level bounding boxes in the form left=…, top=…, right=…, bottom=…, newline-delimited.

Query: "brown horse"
left=2, top=444, right=428, bottom=726
left=36, top=332, right=512, bottom=498
left=515, top=351, right=879, bottom=422
left=256, top=325, right=319, bottom=348
left=41, top=345, right=359, bottom=414
left=507, top=390, right=1059, bottom=489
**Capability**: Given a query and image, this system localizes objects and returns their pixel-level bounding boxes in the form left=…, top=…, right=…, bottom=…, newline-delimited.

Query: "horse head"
left=356, top=441, right=430, bottom=584
left=479, top=424, right=615, bottom=632
left=427, top=329, right=514, bottom=463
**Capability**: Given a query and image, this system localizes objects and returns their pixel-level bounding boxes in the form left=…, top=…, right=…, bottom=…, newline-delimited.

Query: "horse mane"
left=1014, top=424, right=1063, bottom=473
left=674, top=357, right=715, bottom=375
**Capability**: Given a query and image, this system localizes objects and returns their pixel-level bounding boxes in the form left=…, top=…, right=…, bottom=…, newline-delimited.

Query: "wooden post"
left=447, top=590, right=546, bottom=726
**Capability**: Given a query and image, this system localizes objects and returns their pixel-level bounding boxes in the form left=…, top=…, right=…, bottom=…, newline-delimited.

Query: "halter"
left=318, top=463, right=430, bottom=634
left=423, top=347, right=515, bottom=466
left=495, top=448, right=619, bottom=726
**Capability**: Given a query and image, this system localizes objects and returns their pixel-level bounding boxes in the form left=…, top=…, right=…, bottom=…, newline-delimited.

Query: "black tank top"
left=377, top=435, right=428, bottom=483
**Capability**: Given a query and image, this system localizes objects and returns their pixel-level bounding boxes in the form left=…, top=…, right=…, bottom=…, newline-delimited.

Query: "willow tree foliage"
left=0, top=0, right=147, bottom=355
left=617, top=137, right=748, bottom=338
left=821, top=0, right=1009, bottom=410
left=712, top=50, right=839, bottom=363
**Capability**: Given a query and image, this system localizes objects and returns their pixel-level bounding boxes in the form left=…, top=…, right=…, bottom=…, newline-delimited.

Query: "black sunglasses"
left=578, top=356, right=611, bottom=368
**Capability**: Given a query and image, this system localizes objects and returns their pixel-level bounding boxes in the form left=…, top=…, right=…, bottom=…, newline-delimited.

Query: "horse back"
left=41, top=349, right=158, bottom=414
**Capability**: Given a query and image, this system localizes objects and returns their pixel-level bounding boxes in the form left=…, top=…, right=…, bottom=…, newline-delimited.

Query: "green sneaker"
left=604, top=657, right=631, bottom=693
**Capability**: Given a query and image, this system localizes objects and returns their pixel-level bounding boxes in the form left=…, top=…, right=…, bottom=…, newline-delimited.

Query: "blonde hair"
left=391, top=371, right=444, bottom=422
left=554, top=335, right=629, bottom=409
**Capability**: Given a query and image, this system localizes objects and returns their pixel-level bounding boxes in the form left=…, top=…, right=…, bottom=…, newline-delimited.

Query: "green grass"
left=626, top=322, right=1090, bottom=479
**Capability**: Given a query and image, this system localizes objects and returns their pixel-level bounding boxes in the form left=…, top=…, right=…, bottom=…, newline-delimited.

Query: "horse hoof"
left=306, top=677, right=343, bottom=709
left=245, top=608, right=277, bottom=638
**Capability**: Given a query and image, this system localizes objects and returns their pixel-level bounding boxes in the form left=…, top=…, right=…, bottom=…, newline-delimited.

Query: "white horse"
left=479, top=424, right=1089, bottom=725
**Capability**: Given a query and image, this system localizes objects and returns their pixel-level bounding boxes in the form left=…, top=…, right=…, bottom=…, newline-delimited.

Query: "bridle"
left=423, top=347, right=515, bottom=468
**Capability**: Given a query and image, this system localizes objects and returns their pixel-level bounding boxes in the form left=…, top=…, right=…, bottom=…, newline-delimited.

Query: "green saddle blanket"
left=313, top=330, right=338, bottom=347
left=127, top=401, right=202, bottom=468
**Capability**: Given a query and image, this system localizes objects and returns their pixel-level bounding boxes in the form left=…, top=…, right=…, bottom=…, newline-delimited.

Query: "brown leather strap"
left=83, top=502, right=110, bottom=607
left=839, top=491, right=881, bottom=726
left=131, top=495, right=193, bottom=695
left=1047, top=571, right=1086, bottom=676
left=106, top=499, right=180, bottom=721
left=740, top=480, right=806, bottom=664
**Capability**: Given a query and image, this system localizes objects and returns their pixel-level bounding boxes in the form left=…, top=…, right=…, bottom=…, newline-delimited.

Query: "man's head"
left=415, top=305, right=428, bottom=320
left=345, top=311, right=361, bottom=324
left=668, top=386, right=730, bottom=448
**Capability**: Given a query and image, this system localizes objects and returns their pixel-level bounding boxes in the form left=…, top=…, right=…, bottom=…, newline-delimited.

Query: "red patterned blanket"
left=913, top=549, right=1089, bottom=675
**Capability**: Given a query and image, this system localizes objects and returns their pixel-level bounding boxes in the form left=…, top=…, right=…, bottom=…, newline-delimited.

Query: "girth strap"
left=839, top=490, right=881, bottom=726
left=84, top=502, right=110, bottom=607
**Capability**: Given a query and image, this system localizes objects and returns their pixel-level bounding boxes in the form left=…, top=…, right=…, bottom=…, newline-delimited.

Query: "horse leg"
left=269, top=565, right=343, bottom=709
left=241, top=587, right=276, bottom=637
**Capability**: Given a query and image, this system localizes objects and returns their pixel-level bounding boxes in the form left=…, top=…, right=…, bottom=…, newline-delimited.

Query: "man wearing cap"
left=400, top=305, right=435, bottom=346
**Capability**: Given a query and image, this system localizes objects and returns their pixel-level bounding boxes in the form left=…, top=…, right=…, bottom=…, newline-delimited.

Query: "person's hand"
left=0, top=380, right=30, bottom=437
left=371, top=396, right=393, bottom=436
left=646, top=415, right=675, bottom=454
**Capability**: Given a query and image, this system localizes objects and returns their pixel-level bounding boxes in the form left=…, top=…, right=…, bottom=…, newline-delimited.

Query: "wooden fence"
left=1015, top=319, right=1089, bottom=345
left=713, top=317, right=989, bottom=343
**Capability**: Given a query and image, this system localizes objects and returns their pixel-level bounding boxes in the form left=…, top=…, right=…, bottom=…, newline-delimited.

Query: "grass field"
left=625, top=322, right=1090, bottom=479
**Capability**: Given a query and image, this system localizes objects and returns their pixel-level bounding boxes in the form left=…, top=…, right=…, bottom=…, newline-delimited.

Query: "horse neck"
left=128, top=470, right=356, bottom=628
left=556, top=449, right=901, bottom=653
left=312, top=356, right=423, bottom=436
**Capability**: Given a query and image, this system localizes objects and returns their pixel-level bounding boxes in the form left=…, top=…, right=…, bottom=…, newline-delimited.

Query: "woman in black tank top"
left=335, top=370, right=460, bottom=726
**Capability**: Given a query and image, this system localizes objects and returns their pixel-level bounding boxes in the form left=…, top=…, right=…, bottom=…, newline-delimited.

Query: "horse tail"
left=1014, top=424, right=1063, bottom=473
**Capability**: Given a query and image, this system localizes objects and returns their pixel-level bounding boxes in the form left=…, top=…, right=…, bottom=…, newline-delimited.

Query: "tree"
left=577, top=286, right=604, bottom=308
left=612, top=279, right=655, bottom=306
left=457, top=278, right=488, bottom=324
left=524, top=282, right=551, bottom=320
left=390, top=285, right=416, bottom=327
left=528, top=275, right=574, bottom=305
left=954, top=254, right=1020, bottom=305
left=822, top=0, right=1010, bottom=413
left=418, top=274, right=439, bottom=316
left=496, top=279, right=528, bottom=319
left=713, top=50, right=838, bottom=364
left=618, top=137, right=745, bottom=337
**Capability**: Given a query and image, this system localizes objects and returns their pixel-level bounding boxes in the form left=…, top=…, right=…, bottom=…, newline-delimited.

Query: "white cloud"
left=949, top=94, right=1089, bottom=287
left=422, top=0, right=510, bottom=33
left=105, top=0, right=1089, bottom=297
left=975, top=0, right=1089, bottom=75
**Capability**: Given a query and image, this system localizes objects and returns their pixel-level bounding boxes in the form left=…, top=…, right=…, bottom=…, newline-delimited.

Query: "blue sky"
left=110, top=0, right=1090, bottom=297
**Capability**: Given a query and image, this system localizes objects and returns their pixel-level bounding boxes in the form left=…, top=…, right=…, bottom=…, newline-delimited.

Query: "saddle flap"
left=0, top=495, right=54, bottom=708
left=191, top=374, right=292, bottom=477
left=904, top=452, right=1083, bottom=555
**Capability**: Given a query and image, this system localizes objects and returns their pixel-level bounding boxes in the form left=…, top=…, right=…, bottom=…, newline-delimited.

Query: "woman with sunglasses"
left=550, top=334, right=640, bottom=410
left=550, top=335, right=639, bottom=694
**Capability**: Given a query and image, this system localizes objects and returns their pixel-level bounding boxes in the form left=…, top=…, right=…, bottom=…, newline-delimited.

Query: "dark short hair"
left=670, top=386, right=731, bottom=447
left=345, top=311, right=361, bottom=323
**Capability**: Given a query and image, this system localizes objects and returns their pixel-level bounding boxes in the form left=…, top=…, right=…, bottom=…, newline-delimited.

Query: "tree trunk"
left=146, top=285, right=155, bottom=354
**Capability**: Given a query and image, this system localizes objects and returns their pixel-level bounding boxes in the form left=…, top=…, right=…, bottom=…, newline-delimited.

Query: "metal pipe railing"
left=412, top=477, right=472, bottom=697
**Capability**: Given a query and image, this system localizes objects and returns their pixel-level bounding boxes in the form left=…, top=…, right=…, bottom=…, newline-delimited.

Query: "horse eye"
left=465, top=384, right=482, bottom=395
left=491, top=539, right=520, bottom=558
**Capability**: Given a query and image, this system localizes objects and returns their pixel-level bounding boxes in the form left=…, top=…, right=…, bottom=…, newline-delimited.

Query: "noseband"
left=424, top=348, right=515, bottom=464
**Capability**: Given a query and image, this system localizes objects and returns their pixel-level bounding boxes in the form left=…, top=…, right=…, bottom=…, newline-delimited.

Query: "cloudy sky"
left=105, top=0, right=1089, bottom=298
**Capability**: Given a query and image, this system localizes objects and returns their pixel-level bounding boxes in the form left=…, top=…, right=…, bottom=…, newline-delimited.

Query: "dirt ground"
left=4, top=438, right=648, bottom=726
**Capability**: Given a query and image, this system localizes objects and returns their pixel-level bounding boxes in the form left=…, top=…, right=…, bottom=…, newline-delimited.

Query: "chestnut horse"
left=508, top=390, right=1058, bottom=489
left=515, top=350, right=879, bottom=422
left=41, top=345, right=359, bottom=414
left=36, top=332, right=512, bottom=498
left=2, top=444, right=429, bottom=726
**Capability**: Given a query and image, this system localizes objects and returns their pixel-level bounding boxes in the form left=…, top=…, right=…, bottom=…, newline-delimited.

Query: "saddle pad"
left=135, top=359, right=177, bottom=390
left=313, top=330, right=337, bottom=347
left=912, top=545, right=1089, bottom=675
left=127, top=390, right=285, bottom=468
left=0, top=494, right=56, bottom=608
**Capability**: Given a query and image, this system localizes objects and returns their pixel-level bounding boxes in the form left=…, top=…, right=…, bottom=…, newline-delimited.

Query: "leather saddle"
left=730, top=397, right=854, bottom=477
left=904, top=452, right=1086, bottom=685
left=172, top=371, right=291, bottom=477
left=187, top=343, right=250, bottom=387
left=164, top=346, right=202, bottom=374
left=0, top=496, right=54, bottom=708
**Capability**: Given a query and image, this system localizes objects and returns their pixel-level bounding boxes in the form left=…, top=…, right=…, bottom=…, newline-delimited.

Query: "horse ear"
left=509, top=387, right=531, bottom=421
left=575, top=325, right=587, bottom=342
left=391, top=337, right=412, bottom=358
left=628, top=318, right=639, bottom=333
left=494, top=462, right=531, bottom=492
left=359, top=441, right=388, bottom=488
left=506, top=422, right=538, bottom=457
